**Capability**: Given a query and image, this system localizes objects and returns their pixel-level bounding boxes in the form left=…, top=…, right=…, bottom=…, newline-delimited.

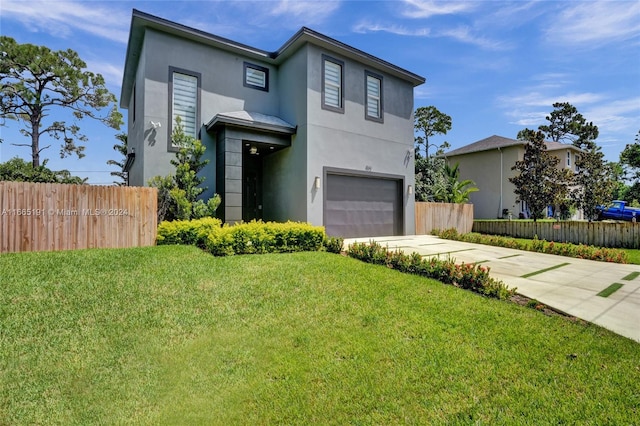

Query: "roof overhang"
left=206, top=111, right=296, bottom=135
left=120, top=10, right=426, bottom=108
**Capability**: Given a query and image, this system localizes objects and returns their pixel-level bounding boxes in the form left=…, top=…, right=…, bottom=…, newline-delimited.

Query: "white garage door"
left=325, top=173, right=403, bottom=238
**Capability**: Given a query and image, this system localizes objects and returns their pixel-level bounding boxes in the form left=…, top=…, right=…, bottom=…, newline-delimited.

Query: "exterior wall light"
left=314, top=176, right=321, bottom=189
left=408, top=184, right=413, bottom=195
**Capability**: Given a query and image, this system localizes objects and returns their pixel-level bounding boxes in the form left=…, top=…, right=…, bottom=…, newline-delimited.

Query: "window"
left=567, top=151, right=571, bottom=167
left=575, top=154, right=580, bottom=172
left=322, top=55, right=344, bottom=113
left=170, top=68, right=200, bottom=148
left=244, top=62, right=269, bottom=91
left=365, top=71, right=383, bottom=122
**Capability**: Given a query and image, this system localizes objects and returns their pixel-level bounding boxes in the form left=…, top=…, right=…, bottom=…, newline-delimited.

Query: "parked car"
left=596, top=200, right=640, bottom=222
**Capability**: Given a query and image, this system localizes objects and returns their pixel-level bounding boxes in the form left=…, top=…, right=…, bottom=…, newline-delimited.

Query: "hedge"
left=157, top=219, right=343, bottom=256
left=346, top=241, right=516, bottom=300
left=433, top=228, right=628, bottom=264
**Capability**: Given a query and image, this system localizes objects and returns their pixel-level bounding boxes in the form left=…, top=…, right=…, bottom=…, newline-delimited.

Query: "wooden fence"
left=1, top=182, right=157, bottom=253
left=415, top=202, right=474, bottom=235
left=473, top=220, right=640, bottom=249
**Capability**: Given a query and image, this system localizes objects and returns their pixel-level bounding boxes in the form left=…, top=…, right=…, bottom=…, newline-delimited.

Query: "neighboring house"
left=120, top=10, right=424, bottom=238
left=444, top=135, right=583, bottom=219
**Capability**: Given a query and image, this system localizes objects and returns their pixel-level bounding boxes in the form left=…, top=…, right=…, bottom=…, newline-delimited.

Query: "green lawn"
left=2, top=246, right=639, bottom=424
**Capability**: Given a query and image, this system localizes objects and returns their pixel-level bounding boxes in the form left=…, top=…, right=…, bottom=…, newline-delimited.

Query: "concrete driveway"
left=343, top=234, right=640, bottom=343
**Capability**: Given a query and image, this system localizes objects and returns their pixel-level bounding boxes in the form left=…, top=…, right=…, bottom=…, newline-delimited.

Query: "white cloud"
left=352, top=21, right=430, bottom=37
left=585, top=98, right=640, bottom=134
left=400, top=0, right=476, bottom=19
left=270, top=0, right=341, bottom=21
left=85, top=60, right=123, bottom=88
left=2, top=0, right=130, bottom=43
left=352, top=21, right=507, bottom=50
left=499, top=91, right=605, bottom=108
left=438, top=25, right=511, bottom=50
left=545, top=1, right=640, bottom=47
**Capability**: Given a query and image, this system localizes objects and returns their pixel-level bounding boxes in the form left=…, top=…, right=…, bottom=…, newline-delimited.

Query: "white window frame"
left=365, top=71, right=383, bottom=122
left=244, top=62, right=269, bottom=92
left=322, top=55, right=344, bottom=113
left=566, top=151, right=571, bottom=167
left=169, top=68, right=200, bottom=150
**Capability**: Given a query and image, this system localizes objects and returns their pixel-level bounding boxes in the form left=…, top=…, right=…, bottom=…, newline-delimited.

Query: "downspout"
left=498, top=147, right=503, bottom=218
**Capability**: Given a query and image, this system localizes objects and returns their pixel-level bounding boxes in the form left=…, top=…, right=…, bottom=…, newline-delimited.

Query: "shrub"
left=434, top=229, right=628, bottom=264
left=323, top=236, right=344, bottom=254
left=157, top=217, right=222, bottom=246
left=346, top=241, right=516, bottom=300
left=159, top=219, right=327, bottom=256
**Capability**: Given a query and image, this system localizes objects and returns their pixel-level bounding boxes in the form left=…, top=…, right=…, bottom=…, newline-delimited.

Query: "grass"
left=622, top=248, right=640, bottom=265
left=596, top=283, right=624, bottom=298
left=520, top=262, right=571, bottom=278
left=2, top=246, right=639, bottom=424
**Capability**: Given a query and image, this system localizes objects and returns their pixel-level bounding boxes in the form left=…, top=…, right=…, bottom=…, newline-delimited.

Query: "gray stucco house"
left=120, top=10, right=425, bottom=237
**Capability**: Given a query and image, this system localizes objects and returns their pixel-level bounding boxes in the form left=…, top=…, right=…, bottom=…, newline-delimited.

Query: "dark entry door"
left=325, top=173, right=403, bottom=238
left=243, top=154, right=263, bottom=221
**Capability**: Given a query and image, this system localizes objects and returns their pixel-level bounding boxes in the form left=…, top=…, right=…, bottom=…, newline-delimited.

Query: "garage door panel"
left=325, top=173, right=402, bottom=238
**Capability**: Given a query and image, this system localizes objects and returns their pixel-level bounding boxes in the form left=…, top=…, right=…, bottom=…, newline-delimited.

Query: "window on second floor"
left=365, top=71, right=383, bottom=122
left=244, top=62, right=269, bottom=91
left=567, top=151, right=571, bottom=167
left=170, top=68, right=200, bottom=148
left=322, top=55, right=344, bottom=113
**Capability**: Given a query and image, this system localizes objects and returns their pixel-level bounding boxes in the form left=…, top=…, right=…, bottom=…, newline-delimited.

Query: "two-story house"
left=444, top=135, right=583, bottom=219
left=120, top=10, right=425, bottom=238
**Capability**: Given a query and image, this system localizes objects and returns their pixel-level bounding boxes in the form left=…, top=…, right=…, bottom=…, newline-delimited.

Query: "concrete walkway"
left=343, top=234, right=640, bottom=343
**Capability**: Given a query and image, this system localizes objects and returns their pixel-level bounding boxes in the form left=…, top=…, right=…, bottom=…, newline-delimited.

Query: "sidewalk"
left=343, top=234, right=640, bottom=343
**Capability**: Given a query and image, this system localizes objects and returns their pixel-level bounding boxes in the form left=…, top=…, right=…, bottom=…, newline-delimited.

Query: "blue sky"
left=1, top=0, right=639, bottom=184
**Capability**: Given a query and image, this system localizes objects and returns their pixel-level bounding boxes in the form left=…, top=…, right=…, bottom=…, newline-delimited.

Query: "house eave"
left=120, top=10, right=426, bottom=108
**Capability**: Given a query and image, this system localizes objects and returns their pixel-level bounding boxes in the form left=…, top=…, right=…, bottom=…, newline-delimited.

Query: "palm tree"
left=434, top=163, right=479, bottom=203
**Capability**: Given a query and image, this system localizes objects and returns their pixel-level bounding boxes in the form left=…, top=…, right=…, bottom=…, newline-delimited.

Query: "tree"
left=572, top=147, right=616, bottom=221
left=538, top=102, right=598, bottom=148
left=413, top=106, right=452, bottom=201
left=509, top=130, right=568, bottom=221
left=535, top=102, right=615, bottom=219
left=414, top=106, right=452, bottom=157
left=149, top=117, right=220, bottom=222
left=0, top=156, right=86, bottom=184
left=0, top=36, right=122, bottom=167
left=620, top=130, right=640, bottom=181
left=434, top=162, right=478, bottom=203
left=414, top=141, right=449, bottom=202
left=107, top=133, right=128, bottom=185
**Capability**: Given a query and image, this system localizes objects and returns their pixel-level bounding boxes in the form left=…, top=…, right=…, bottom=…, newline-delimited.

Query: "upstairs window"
left=566, top=151, right=571, bottom=167
left=170, top=69, right=200, bottom=146
left=244, top=62, right=269, bottom=91
left=322, top=55, right=344, bottom=113
left=365, top=71, right=383, bottom=122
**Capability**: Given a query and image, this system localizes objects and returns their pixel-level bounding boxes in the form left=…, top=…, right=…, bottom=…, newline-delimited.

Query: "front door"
left=243, top=153, right=263, bottom=221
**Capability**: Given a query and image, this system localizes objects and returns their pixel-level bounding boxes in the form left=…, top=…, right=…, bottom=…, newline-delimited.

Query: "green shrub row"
left=156, top=217, right=223, bottom=246
left=433, top=228, right=628, bottom=264
left=346, top=241, right=516, bottom=300
left=157, top=218, right=344, bottom=256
